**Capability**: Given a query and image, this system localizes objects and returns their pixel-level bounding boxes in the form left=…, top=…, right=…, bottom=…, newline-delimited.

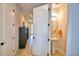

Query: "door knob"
left=33, top=36, right=35, bottom=39
left=0, top=42, right=5, bottom=46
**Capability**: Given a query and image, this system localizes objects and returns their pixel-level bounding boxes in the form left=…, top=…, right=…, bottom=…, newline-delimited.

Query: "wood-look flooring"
left=16, top=42, right=32, bottom=56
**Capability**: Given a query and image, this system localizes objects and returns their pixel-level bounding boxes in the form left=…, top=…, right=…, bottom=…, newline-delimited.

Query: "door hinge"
left=13, top=37, right=14, bottom=39
left=48, top=24, right=50, bottom=26
left=13, top=9, right=15, bottom=12
left=48, top=39, right=49, bottom=41
left=13, top=50, right=15, bottom=53
left=13, top=24, right=14, bottom=26
left=48, top=8, right=50, bottom=11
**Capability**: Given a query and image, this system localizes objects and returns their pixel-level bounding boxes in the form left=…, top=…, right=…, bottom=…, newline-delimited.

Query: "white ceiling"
left=17, top=3, right=46, bottom=17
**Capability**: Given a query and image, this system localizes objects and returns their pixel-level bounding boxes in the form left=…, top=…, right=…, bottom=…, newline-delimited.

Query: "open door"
left=0, top=4, right=16, bottom=56
left=0, top=4, right=12, bottom=56
left=32, top=4, right=49, bottom=56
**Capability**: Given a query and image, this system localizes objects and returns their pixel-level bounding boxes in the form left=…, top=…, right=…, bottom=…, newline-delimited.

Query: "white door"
left=33, top=4, right=49, bottom=56
left=0, top=4, right=15, bottom=56
left=0, top=4, right=5, bottom=55
left=5, top=4, right=13, bottom=55
left=0, top=4, right=11, bottom=56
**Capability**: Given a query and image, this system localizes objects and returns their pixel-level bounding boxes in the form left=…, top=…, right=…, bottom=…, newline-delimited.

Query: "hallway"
left=0, top=3, right=79, bottom=56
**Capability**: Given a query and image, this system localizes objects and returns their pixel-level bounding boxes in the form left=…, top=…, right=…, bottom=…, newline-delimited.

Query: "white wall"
left=66, top=3, right=79, bottom=56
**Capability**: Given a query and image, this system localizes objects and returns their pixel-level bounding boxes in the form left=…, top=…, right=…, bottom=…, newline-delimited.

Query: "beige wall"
left=51, top=4, right=67, bottom=54
left=23, top=13, right=33, bottom=28
left=57, top=4, right=67, bottom=53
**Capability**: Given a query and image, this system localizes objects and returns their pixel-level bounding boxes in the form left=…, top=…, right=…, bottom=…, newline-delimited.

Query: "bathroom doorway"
left=50, top=3, right=67, bottom=56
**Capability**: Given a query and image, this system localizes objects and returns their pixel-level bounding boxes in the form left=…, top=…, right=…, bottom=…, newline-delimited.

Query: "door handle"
left=33, top=36, right=35, bottom=39
left=0, top=42, right=5, bottom=46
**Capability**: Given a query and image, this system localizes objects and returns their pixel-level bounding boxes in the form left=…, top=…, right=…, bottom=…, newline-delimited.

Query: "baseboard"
left=56, top=48, right=65, bottom=55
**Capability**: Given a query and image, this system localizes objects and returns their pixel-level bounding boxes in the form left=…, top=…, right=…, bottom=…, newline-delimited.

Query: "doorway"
left=50, top=3, right=67, bottom=56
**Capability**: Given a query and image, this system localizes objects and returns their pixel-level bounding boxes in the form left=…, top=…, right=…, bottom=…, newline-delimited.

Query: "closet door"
left=33, top=4, right=49, bottom=56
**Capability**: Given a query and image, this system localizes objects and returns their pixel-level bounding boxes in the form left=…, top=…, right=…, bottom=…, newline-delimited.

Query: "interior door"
left=5, top=4, right=13, bottom=56
left=0, top=4, right=5, bottom=56
left=0, top=4, right=15, bottom=56
left=33, top=4, right=49, bottom=56
left=0, top=4, right=11, bottom=56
